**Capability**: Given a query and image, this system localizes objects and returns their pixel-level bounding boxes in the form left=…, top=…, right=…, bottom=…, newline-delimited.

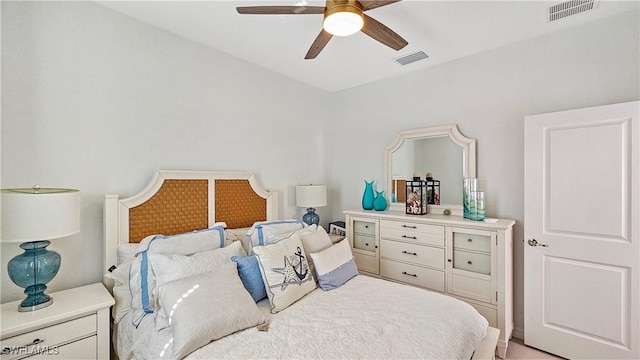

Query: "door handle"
left=527, top=239, right=548, bottom=247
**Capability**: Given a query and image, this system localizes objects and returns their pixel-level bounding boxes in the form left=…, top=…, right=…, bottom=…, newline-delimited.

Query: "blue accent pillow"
left=231, top=255, right=267, bottom=302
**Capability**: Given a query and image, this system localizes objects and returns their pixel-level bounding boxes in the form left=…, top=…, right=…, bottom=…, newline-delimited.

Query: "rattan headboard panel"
left=215, top=179, right=267, bottom=229
left=129, top=179, right=208, bottom=243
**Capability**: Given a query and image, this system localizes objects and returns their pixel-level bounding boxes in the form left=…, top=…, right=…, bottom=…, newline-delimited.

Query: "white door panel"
left=524, top=101, right=639, bottom=359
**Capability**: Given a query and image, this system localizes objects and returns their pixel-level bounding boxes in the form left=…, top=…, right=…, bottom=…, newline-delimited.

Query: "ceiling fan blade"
left=236, top=6, right=325, bottom=15
left=359, top=0, right=401, bottom=11
left=360, top=14, right=408, bottom=51
left=305, top=30, right=333, bottom=59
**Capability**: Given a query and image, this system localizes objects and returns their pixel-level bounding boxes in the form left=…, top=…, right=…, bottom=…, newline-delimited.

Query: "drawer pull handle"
left=402, top=250, right=418, bottom=256
left=467, top=260, right=473, bottom=265
left=365, top=243, right=369, bottom=246
left=468, top=238, right=473, bottom=242
left=402, top=225, right=417, bottom=229
left=401, top=235, right=417, bottom=240
left=401, top=271, right=417, bottom=277
left=2, top=338, right=46, bottom=354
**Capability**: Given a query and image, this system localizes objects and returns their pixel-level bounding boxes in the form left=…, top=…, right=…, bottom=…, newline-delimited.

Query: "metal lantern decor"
left=406, top=179, right=427, bottom=215
left=426, top=177, right=440, bottom=205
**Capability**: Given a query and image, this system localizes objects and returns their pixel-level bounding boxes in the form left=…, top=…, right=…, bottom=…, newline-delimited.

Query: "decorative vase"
left=463, top=177, right=478, bottom=219
left=362, top=180, right=374, bottom=210
left=373, top=190, right=388, bottom=211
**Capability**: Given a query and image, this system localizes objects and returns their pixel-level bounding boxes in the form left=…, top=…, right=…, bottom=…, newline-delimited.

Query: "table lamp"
left=295, top=185, right=327, bottom=226
left=1, top=187, right=80, bottom=311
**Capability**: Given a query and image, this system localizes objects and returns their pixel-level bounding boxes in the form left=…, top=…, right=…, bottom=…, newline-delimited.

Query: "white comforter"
left=117, top=275, right=488, bottom=359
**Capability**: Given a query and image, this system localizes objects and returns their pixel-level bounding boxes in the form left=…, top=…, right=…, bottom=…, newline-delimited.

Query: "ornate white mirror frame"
left=384, top=124, right=476, bottom=215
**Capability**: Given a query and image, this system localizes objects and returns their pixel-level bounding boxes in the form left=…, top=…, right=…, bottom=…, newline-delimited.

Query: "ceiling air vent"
left=394, top=51, right=428, bottom=66
left=548, top=0, right=598, bottom=22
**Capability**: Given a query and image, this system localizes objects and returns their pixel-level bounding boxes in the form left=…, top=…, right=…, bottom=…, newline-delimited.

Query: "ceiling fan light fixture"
left=323, top=4, right=363, bottom=37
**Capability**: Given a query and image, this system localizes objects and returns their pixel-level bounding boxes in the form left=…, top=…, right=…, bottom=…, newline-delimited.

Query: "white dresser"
left=0, top=283, right=114, bottom=360
left=345, top=209, right=515, bottom=358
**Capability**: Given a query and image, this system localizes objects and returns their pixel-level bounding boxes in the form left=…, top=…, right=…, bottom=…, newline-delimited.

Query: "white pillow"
left=296, top=225, right=333, bottom=277
left=225, top=227, right=252, bottom=253
left=150, top=241, right=246, bottom=330
left=253, top=233, right=316, bottom=313
left=310, top=238, right=359, bottom=291
left=104, top=259, right=133, bottom=324
left=247, top=220, right=305, bottom=246
left=156, top=263, right=266, bottom=359
left=117, top=244, right=138, bottom=265
left=128, top=224, right=227, bottom=327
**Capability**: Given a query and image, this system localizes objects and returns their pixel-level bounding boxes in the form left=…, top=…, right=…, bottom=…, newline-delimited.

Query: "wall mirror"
left=384, top=124, right=476, bottom=214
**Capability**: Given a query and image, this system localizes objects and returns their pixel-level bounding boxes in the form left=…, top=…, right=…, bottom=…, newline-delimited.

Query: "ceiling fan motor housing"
left=323, top=0, right=364, bottom=36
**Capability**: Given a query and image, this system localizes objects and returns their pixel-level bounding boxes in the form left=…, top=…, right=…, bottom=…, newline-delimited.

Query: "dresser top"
left=1, top=283, right=114, bottom=338
left=344, top=209, right=515, bottom=230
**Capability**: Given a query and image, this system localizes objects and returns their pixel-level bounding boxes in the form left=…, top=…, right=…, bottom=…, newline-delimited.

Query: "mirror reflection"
left=391, top=137, right=463, bottom=205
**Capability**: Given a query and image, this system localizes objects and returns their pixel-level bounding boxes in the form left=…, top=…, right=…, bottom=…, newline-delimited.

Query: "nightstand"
left=0, top=283, right=114, bottom=360
left=329, top=234, right=346, bottom=244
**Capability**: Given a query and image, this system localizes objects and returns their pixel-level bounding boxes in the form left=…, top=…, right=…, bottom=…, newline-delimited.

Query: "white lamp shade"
left=1, top=188, right=80, bottom=243
left=296, top=185, right=327, bottom=208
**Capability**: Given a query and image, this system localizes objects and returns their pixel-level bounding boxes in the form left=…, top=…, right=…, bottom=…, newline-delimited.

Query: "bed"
left=103, top=170, right=500, bottom=360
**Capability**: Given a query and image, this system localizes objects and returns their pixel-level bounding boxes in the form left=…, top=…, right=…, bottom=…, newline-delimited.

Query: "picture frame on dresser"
left=329, top=223, right=346, bottom=236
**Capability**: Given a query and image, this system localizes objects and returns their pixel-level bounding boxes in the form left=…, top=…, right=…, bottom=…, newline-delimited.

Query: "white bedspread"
left=116, top=275, right=488, bottom=359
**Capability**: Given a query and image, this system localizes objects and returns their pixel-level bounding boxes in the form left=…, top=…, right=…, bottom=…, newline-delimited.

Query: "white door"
left=524, top=101, right=639, bottom=359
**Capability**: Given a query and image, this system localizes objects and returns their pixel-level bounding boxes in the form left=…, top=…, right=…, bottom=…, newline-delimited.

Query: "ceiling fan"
left=236, top=0, right=408, bottom=59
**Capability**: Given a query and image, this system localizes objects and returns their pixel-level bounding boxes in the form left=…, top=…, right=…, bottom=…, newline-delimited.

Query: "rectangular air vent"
left=394, top=51, right=428, bottom=66
left=548, top=0, right=598, bottom=22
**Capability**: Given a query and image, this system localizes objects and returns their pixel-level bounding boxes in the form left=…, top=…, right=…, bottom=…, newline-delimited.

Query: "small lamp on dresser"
left=295, top=185, right=327, bottom=226
left=1, top=186, right=80, bottom=312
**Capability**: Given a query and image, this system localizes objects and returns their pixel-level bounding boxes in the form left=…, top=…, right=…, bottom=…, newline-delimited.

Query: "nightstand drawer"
left=380, top=239, right=445, bottom=269
left=353, top=221, right=375, bottom=235
left=380, top=259, right=445, bottom=292
left=30, top=336, right=96, bottom=360
left=453, top=232, right=491, bottom=253
left=1, top=315, right=96, bottom=360
left=453, top=250, right=491, bottom=275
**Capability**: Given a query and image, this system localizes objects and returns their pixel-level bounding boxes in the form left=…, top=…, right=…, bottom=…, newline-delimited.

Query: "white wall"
left=329, top=9, right=639, bottom=337
left=1, top=1, right=332, bottom=303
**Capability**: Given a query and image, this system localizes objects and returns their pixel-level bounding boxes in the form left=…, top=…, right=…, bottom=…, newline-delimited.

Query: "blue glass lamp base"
left=302, top=208, right=320, bottom=226
left=7, top=240, right=61, bottom=312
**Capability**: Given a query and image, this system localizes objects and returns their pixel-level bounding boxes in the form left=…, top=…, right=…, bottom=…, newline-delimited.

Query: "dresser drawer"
left=353, top=233, right=375, bottom=252
left=1, top=315, right=96, bottom=360
left=353, top=221, right=375, bottom=236
left=453, top=232, right=491, bottom=253
left=453, top=250, right=491, bottom=275
left=450, top=272, right=492, bottom=303
left=380, top=259, right=445, bottom=292
left=380, top=239, right=445, bottom=270
left=380, top=220, right=444, bottom=236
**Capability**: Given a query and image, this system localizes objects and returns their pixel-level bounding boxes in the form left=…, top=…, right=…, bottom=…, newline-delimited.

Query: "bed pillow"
left=149, top=241, right=246, bottom=330
left=296, top=225, right=333, bottom=277
left=310, top=238, right=359, bottom=291
left=253, top=233, right=316, bottom=313
left=104, top=259, right=134, bottom=324
left=117, top=243, right=138, bottom=265
left=247, top=220, right=305, bottom=246
left=128, top=224, right=227, bottom=327
left=156, top=262, right=266, bottom=359
left=231, top=255, right=267, bottom=302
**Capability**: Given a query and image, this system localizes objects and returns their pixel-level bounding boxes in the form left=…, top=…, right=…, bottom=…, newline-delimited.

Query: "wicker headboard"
left=103, top=170, right=278, bottom=276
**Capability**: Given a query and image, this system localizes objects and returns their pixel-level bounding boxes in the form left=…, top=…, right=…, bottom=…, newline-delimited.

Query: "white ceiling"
left=97, top=1, right=639, bottom=92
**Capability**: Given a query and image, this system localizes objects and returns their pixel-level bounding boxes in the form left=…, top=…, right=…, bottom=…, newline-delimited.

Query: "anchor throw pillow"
left=253, top=233, right=316, bottom=313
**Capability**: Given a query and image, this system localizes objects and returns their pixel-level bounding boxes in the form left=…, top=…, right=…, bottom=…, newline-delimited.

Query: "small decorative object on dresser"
left=425, top=173, right=440, bottom=205
left=295, top=184, right=327, bottom=226
left=406, top=178, right=428, bottom=215
left=373, top=190, right=388, bottom=211
left=361, top=180, right=375, bottom=210
left=463, top=177, right=478, bottom=219
left=1, top=187, right=80, bottom=312
left=0, top=283, right=114, bottom=359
